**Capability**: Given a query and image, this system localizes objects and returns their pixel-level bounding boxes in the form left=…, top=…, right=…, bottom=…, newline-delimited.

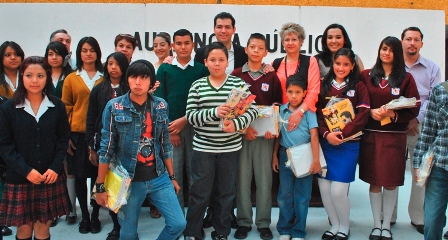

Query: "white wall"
left=0, top=4, right=444, bottom=75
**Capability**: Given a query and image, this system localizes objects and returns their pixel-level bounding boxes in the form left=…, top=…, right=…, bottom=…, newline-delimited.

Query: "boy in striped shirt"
left=184, top=42, right=258, bottom=240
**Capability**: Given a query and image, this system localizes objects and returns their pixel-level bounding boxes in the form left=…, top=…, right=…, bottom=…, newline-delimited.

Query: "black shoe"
left=203, top=213, right=213, bottom=228
left=78, top=219, right=90, bottom=234
left=66, top=215, right=77, bottom=224
left=230, top=213, right=238, bottom=229
left=411, top=221, right=424, bottom=234
left=234, top=226, right=252, bottom=239
left=106, top=229, right=120, bottom=240
left=381, top=229, right=392, bottom=240
left=322, top=230, right=335, bottom=240
left=334, top=231, right=349, bottom=240
left=444, top=230, right=448, bottom=239
left=1, top=226, right=12, bottom=236
left=90, top=219, right=102, bottom=233
left=369, top=228, right=381, bottom=240
left=211, top=231, right=227, bottom=240
left=50, top=217, right=58, bottom=227
left=258, top=227, right=273, bottom=240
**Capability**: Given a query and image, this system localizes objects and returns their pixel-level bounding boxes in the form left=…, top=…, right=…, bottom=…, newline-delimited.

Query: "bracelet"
left=296, top=108, right=304, bottom=117
left=169, top=174, right=176, bottom=180
left=96, top=183, right=106, bottom=193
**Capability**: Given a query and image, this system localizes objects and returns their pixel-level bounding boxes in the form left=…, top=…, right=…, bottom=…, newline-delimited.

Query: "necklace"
left=139, top=100, right=148, bottom=134
left=284, top=55, right=301, bottom=79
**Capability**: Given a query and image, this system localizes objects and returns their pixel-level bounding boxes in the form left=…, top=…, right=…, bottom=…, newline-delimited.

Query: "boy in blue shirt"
left=272, top=74, right=321, bottom=240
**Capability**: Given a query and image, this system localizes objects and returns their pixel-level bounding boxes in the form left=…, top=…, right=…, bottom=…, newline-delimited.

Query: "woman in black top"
left=86, top=52, right=129, bottom=240
left=0, top=56, right=70, bottom=240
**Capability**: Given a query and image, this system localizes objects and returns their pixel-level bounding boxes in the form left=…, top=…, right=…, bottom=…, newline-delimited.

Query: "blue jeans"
left=118, top=172, right=186, bottom=240
left=277, top=147, right=313, bottom=238
left=184, top=150, right=240, bottom=239
left=424, top=166, right=448, bottom=240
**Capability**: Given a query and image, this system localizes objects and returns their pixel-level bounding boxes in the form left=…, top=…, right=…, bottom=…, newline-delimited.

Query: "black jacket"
left=0, top=96, right=70, bottom=184
left=194, top=42, right=248, bottom=70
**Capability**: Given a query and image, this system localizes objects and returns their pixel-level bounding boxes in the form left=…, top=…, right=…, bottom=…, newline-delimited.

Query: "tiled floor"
left=5, top=164, right=446, bottom=239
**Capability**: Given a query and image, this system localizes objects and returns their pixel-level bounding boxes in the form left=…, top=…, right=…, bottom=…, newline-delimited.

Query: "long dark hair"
left=13, top=56, right=53, bottom=105
left=321, top=48, right=360, bottom=97
left=315, top=24, right=353, bottom=67
left=370, top=36, right=406, bottom=88
left=100, top=52, right=130, bottom=97
left=75, top=36, right=103, bottom=73
left=0, top=41, right=25, bottom=95
left=44, top=41, right=73, bottom=78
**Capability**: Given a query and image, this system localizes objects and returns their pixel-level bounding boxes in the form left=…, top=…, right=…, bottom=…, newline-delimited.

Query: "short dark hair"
left=0, top=41, right=25, bottom=95
left=14, top=56, right=53, bottom=105
left=49, top=29, right=68, bottom=41
left=45, top=41, right=73, bottom=78
left=75, top=36, right=103, bottom=73
left=286, top=73, right=307, bottom=90
left=173, top=29, right=193, bottom=42
left=340, top=111, right=353, bottom=119
left=246, top=33, right=267, bottom=48
left=214, top=12, right=235, bottom=28
left=114, top=33, right=137, bottom=50
left=204, top=42, right=228, bottom=60
left=126, top=60, right=156, bottom=90
left=401, top=26, right=423, bottom=40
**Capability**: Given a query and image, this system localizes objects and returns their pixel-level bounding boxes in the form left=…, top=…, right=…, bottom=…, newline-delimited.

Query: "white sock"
left=332, top=182, right=350, bottom=235
left=67, top=177, right=77, bottom=216
left=318, top=178, right=339, bottom=234
left=382, top=188, right=398, bottom=237
left=369, top=191, right=382, bottom=236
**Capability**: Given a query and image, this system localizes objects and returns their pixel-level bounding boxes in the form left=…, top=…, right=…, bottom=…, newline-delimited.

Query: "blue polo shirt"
left=279, top=103, right=318, bottom=148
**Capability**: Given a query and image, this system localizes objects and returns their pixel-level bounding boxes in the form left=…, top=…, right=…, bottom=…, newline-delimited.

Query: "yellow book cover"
left=322, top=98, right=355, bottom=133
left=105, top=169, right=124, bottom=212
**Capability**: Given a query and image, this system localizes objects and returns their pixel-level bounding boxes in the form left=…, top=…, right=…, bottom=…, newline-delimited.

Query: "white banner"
left=0, top=4, right=444, bottom=75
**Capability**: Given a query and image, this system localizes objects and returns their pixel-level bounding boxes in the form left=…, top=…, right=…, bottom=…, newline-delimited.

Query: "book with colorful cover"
left=250, top=105, right=279, bottom=136
left=220, top=85, right=256, bottom=133
left=322, top=98, right=362, bottom=143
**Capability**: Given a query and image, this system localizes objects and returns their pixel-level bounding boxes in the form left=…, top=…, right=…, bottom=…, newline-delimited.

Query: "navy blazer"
left=194, top=42, right=248, bottom=70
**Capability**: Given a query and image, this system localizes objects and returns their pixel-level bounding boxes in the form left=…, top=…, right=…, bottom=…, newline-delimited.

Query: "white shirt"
left=172, top=57, right=194, bottom=70
left=4, top=72, right=19, bottom=92
left=16, top=95, right=55, bottom=122
left=77, top=69, right=103, bottom=91
left=225, top=44, right=235, bottom=75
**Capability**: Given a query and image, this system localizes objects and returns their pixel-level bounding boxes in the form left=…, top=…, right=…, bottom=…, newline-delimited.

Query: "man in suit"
left=194, top=12, right=248, bottom=74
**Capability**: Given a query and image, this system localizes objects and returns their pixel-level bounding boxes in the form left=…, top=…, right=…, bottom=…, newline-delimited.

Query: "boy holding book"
left=154, top=29, right=209, bottom=211
left=230, top=33, right=282, bottom=240
left=184, top=42, right=258, bottom=240
left=272, top=74, right=321, bottom=240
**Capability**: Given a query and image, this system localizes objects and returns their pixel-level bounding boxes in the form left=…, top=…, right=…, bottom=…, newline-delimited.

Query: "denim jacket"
left=98, top=92, right=172, bottom=179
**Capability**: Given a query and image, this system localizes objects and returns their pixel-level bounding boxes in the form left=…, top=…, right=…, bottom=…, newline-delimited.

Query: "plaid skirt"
left=0, top=176, right=70, bottom=226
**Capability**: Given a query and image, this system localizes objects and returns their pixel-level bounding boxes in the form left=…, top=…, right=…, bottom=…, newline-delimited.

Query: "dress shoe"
left=411, top=221, right=424, bottom=234
left=335, top=231, right=349, bottom=240
left=2, top=226, right=12, bottom=236
left=444, top=230, right=448, bottom=239
left=322, top=230, right=335, bottom=240
left=258, top=227, right=273, bottom=240
left=66, top=215, right=77, bottom=224
left=381, top=228, right=393, bottom=240
left=211, top=230, right=228, bottom=240
left=90, top=219, right=102, bottom=233
left=234, top=226, right=251, bottom=239
left=369, top=228, right=381, bottom=240
left=202, top=212, right=213, bottom=228
left=106, top=229, right=120, bottom=240
left=78, top=219, right=90, bottom=234
left=50, top=217, right=58, bottom=227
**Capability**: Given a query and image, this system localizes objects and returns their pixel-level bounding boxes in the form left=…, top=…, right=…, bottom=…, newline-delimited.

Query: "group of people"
left=0, top=10, right=445, bottom=240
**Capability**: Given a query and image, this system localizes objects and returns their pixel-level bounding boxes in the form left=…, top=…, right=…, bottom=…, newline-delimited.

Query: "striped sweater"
left=186, top=75, right=259, bottom=152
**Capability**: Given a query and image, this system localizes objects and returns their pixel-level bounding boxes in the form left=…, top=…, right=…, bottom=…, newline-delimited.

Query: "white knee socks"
left=319, top=179, right=350, bottom=235
left=382, top=188, right=398, bottom=237
left=369, top=191, right=382, bottom=236
left=67, top=177, right=77, bottom=216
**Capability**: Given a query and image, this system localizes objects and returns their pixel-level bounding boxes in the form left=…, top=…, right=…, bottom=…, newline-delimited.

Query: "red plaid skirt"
left=0, top=176, right=70, bottom=226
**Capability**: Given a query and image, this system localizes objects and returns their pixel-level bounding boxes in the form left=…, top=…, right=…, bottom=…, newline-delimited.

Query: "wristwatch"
left=96, top=182, right=106, bottom=193
left=169, top=174, right=176, bottom=180
left=298, top=108, right=305, bottom=114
